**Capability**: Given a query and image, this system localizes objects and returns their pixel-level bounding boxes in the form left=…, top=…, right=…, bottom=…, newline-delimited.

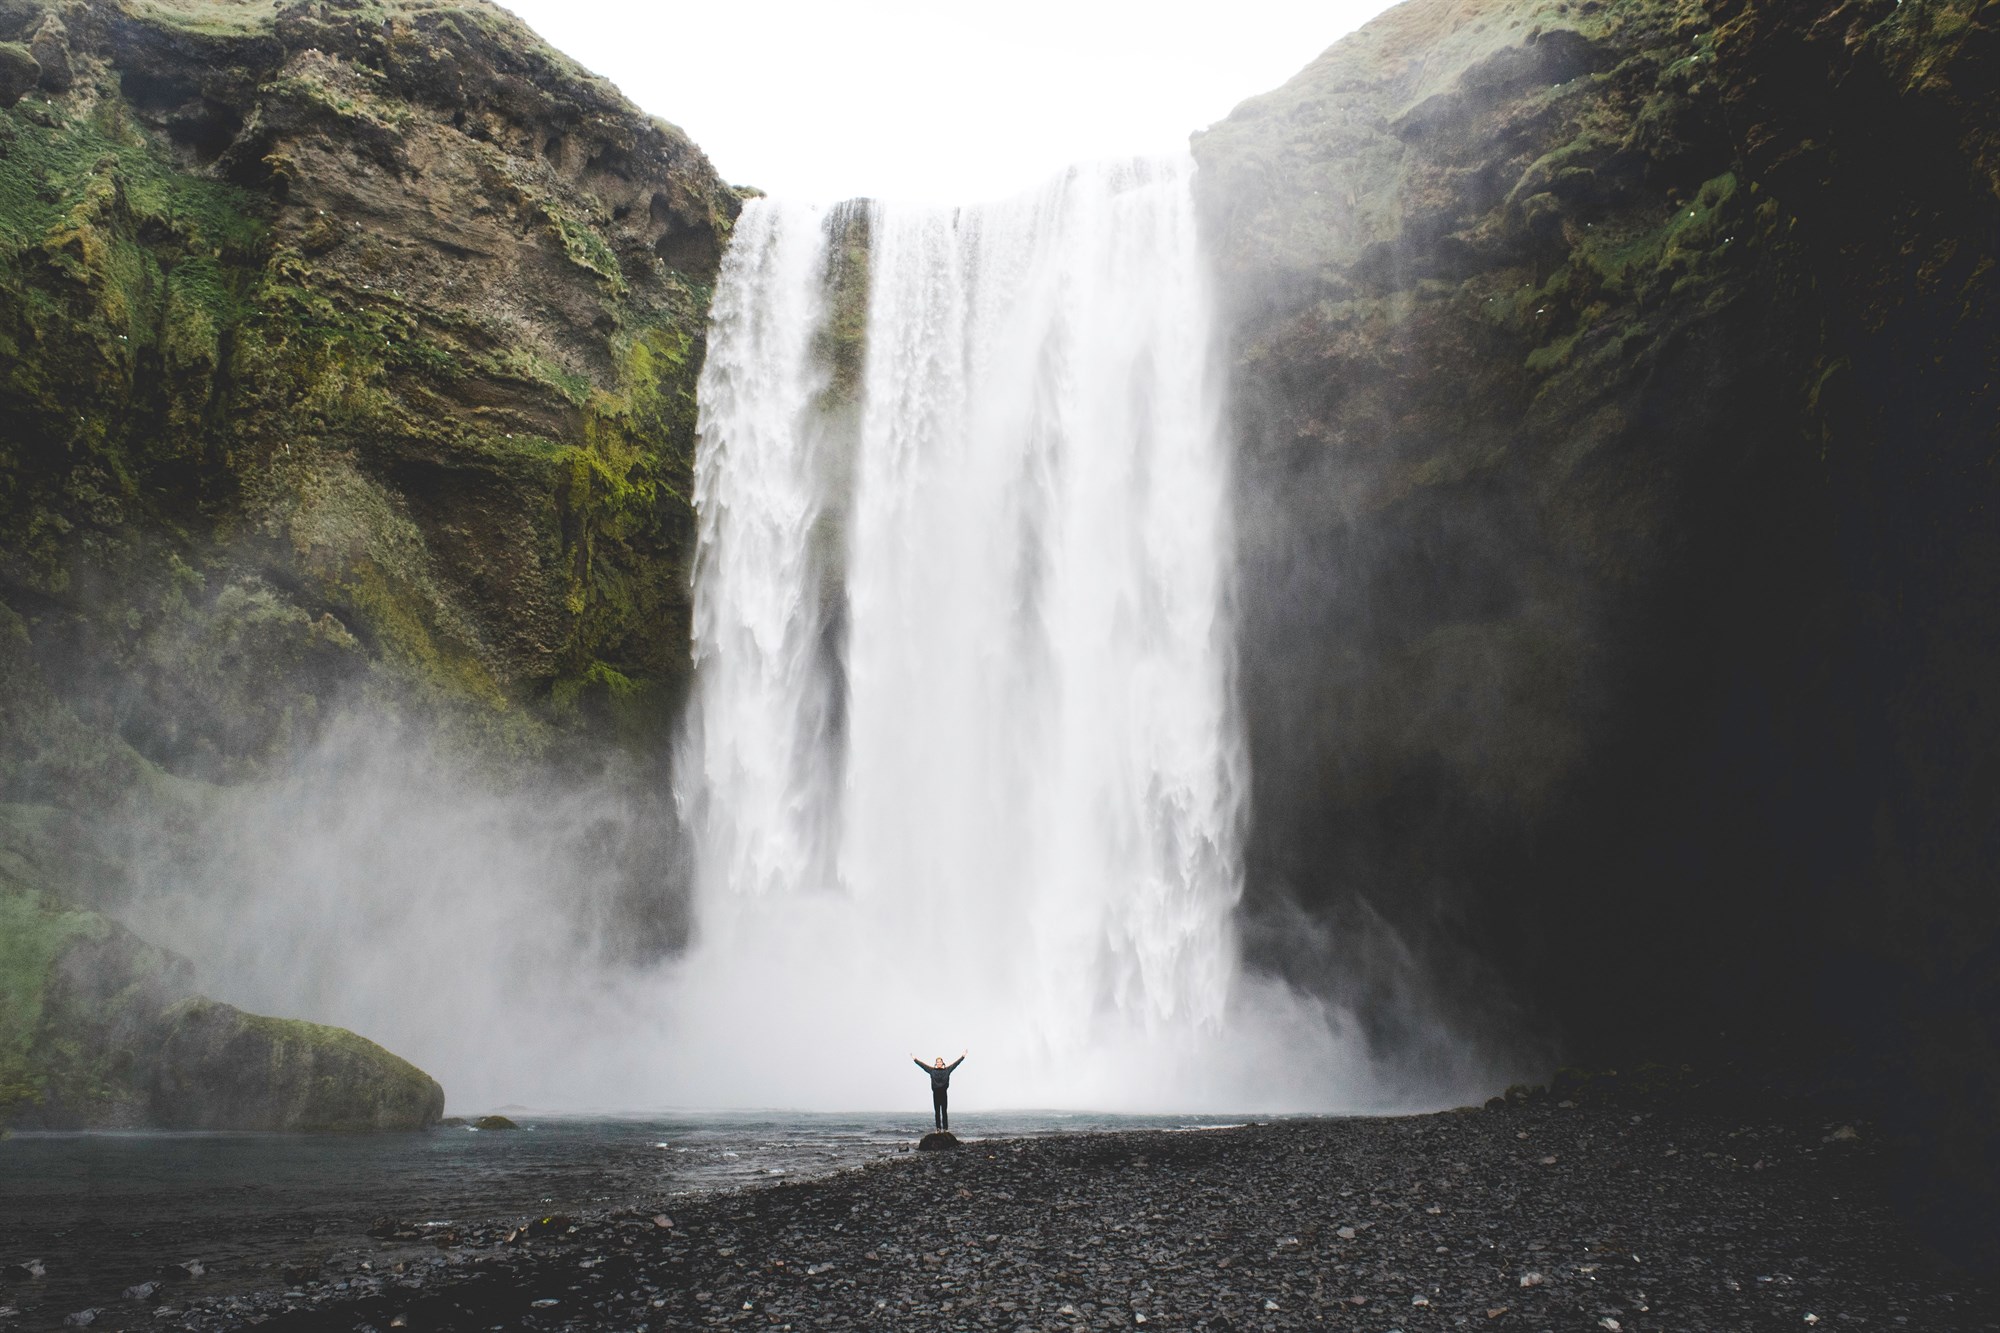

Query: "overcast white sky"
left=496, top=0, right=1398, bottom=203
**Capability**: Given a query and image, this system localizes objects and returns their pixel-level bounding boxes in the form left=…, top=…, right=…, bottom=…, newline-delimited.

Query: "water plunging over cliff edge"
left=675, top=159, right=1395, bottom=1111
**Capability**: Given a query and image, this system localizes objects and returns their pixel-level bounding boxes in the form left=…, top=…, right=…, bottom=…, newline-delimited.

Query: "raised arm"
left=913, top=1057, right=932, bottom=1073
left=947, top=1052, right=965, bottom=1072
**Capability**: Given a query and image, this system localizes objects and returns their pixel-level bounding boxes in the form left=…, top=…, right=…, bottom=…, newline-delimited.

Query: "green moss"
left=1, top=0, right=734, bottom=768
left=0, top=93, right=272, bottom=599
left=0, top=887, right=95, bottom=1112
left=487, top=345, right=590, bottom=405
left=1509, top=171, right=1748, bottom=380
left=542, top=197, right=627, bottom=296
left=0, top=100, right=268, bottom=261
left=157, top=997, right=445, bottom=1131
left=121, top=0, right=283, bottom=37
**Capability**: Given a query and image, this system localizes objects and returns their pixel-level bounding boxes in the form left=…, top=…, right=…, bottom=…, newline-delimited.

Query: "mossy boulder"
left=150, top=999, right=444, bottom=1131
left=0, top=38, right=35, bottom=105
left=1, top=871, right=443, bottom=1131
left=3, top=798, right=442, bottom=1131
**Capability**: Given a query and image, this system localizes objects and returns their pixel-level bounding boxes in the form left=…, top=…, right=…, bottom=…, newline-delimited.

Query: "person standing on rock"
left=911, top=1050, right=967, bottom=1131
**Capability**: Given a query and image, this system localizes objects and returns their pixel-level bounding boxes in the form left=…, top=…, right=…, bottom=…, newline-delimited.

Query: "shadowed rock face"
left=1196, top=0, right=1999, bottom=1262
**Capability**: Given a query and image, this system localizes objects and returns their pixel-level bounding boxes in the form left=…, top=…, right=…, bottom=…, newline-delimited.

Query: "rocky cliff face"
left=1, top=0, right=740, bottom=786
left=0, top=0, right=739, bottom=1127
left=1195, top=0, right=1998, bottom=1259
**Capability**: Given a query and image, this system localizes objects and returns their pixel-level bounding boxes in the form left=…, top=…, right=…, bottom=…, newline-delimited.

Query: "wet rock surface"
left=17, top=1086, right=1988, bottom=1333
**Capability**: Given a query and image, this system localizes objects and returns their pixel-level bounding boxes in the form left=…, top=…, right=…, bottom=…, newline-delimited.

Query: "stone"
left=474, top=1115, right=521, bottom=1131
left=0, top=42, right=38, bottom=107
left=27, top=15, right=70, bottom=93
left=918, top=1131, right=961, bottom=1151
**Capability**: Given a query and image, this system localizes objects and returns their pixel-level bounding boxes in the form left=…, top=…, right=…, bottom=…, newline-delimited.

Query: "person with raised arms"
left=910, top=1049, right=967, bottom=1131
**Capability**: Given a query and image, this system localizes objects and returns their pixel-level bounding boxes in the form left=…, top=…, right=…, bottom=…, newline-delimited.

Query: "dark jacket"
left=915, top=1057, right=964, bottom=1091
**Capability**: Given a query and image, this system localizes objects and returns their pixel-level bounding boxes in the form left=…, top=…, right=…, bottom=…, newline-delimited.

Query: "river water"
left=0, top=1111, right=1245, bottom=1324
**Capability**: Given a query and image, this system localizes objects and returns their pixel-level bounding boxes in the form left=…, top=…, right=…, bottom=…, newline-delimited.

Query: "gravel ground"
left=11, top=1085, right=1992, bottom=1333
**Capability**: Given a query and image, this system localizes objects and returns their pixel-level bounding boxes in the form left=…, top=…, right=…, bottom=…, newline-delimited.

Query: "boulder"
left=150, top=999, right=444, bottom=1132
left=918, top=1131, right=961, bottom=1151
left=1, top=864, right=444, bottom=1132
left=0, top=41, right=38, bottom=107
left=26, top=15, right=69, bottom=93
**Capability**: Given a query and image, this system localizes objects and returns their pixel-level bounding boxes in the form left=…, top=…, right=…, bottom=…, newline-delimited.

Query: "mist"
left=91, top=160, right=1533, bottom=1118
left=99, top=707, right=1519, bottom=1113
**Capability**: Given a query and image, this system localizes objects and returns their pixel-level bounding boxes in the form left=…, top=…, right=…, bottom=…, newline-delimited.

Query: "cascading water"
left=677, top=158, right=1379, bottom=1111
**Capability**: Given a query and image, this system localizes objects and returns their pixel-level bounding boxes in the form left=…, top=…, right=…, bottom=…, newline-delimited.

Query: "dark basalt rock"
left=474, top=1114, right=521, bottom=1131
left=917, top=1131, right=961, bottom=1151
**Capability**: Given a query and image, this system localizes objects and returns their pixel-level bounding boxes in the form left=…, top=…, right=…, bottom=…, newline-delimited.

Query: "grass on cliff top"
left=118, top=0, right=525, bottom=38
left=119, top=0, right=280, bottom=37
left=118, top=0, right=618, bottom=101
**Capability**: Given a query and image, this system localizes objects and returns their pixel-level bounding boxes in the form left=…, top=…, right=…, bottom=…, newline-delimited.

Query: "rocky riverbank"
left=12, top=1081, right=1991, bottom=1332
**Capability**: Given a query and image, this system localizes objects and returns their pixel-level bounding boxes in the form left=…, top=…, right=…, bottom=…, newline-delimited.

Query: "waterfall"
left=678, top=159, right=1370, bottom=1110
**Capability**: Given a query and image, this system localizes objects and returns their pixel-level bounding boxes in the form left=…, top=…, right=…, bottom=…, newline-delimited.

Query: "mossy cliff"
left=1195, top=0, right=1998, bottom=1260
left=0, top=0, right=740, bottom=784
left=0, top=0, right=739, bottom=1126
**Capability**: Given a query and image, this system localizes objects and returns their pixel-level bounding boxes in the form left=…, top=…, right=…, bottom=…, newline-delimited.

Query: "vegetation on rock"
left=0, top=0, right=739, bottom=1129
left=0, top=0, right=741, bottom=790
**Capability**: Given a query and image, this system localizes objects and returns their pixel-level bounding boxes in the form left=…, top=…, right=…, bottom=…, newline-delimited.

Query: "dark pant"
left=932, top=1089, right=948, bottom=1130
